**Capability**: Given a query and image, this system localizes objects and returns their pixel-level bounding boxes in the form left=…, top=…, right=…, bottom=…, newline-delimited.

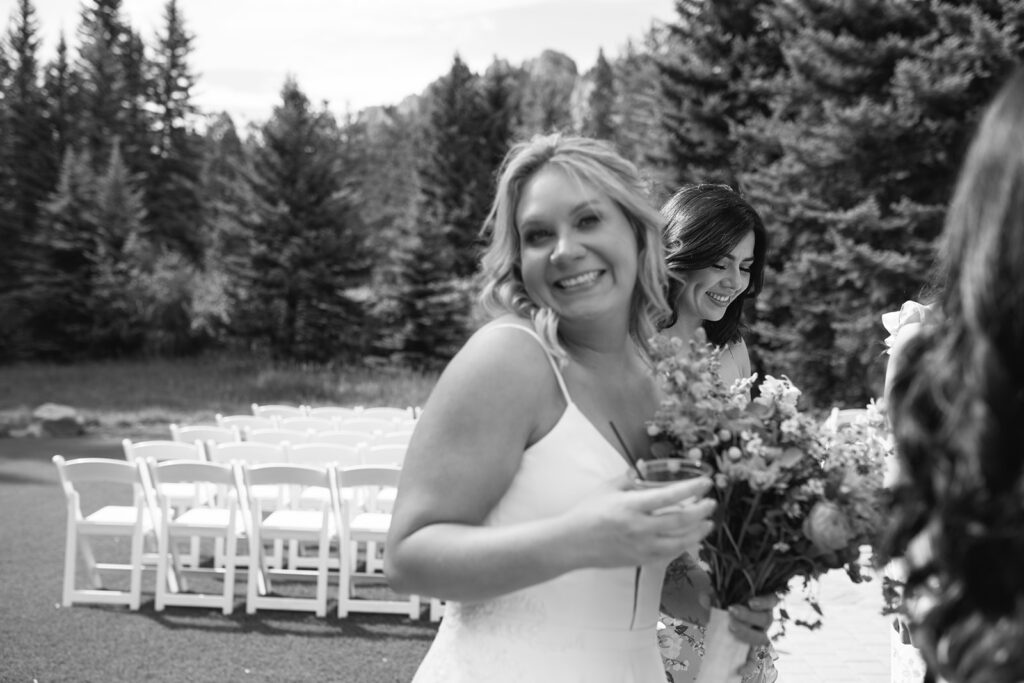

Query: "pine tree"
left=146, top=0, right=204, bottom=262
left=416, top=54, right=492, bottom=279
left=42, top=33, right=77, bottom=179
left=659, top=0, right=783, bottom=187
left=610, top=30, right=676, bottom=200
left=741, top=0, right=1024, bottom=405
left=3, top=0, right=55, bottom=284
left=480, top=57, right=521, bottom=175
left=242, top=77, right=371, bottom=361
left=582, top=48, right=616, bottom=141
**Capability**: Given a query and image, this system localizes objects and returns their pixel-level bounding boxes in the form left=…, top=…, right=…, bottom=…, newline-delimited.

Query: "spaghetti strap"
left=486, top=323, right=573, bottom=405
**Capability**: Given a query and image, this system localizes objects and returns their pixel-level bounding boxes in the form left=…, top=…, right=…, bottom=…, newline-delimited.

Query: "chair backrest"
left=314, top=430, right=374, bottom=450
left=169, top=423, right=240, bottom=445
left=243, top=427, right=312, bottom=446
left=251, top=403, right=306, bottom=419
left=825, top=407, right=870, bottom=432
left=216, top=414, right=277, bottom=431
left=289, top=442, right=363, bottom=469
left=359, top=406, right=414, bottom=420
left=278, top=417, right=337, bottom=433
left=53, top=454, right=141, bottom=494
left=306, top=405, right=362, bottom=420
left=242, top=462, right=334, bottom=509
left=362, top=443, right=407, bottom=467
left=123, top=439, right=206, bottom=464
left=337, top=465, right=401, bottom=512
left=147, top=459, right=240, bottom=513
left=207, top=441, right=287, bottom=466
left=334, top=417, right=394, bottom=436
left=373, top=431, right=414, bottom=448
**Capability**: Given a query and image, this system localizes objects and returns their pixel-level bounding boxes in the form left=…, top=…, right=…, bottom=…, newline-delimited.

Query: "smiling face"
left=515, top=165, right=639, bottom=326
left=673, top=230, right=755, bottom=324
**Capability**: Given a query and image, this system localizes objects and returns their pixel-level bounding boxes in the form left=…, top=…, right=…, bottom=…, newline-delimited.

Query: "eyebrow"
left=719, top=254, right=755, bottom=263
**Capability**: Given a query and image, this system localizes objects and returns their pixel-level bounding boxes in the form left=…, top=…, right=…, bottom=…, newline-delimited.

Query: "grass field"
left=0, top=354, right=440, bottom=436
left=0, top=356, right=441, bottom=682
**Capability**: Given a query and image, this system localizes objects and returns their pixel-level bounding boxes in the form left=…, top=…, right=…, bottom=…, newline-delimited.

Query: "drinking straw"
left=608, top=421, right=645, bottom=480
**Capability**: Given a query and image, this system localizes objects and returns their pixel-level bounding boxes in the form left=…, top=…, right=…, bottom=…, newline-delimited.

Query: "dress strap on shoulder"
left=485, top=323, right=573, bottom=404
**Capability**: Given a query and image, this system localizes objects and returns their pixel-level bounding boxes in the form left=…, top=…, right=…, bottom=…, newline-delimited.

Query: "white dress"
left=411, top=324, right=668, bottom=683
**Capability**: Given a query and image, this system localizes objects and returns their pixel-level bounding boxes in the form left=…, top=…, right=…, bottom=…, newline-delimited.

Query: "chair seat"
left=171, top=507, right=234, bottom=531
left=82, top=505, right=149, bottom=528
left=261, top=510, right=336, bottom=535
left=350, top=512, right=391, bottom=536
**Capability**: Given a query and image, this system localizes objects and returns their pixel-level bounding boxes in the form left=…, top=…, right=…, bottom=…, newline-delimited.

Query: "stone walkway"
left=774, top=568, right=892, bottom=682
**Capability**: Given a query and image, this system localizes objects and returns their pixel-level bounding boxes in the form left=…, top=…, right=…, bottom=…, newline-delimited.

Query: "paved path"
left=774, top=568, right=892, bottom=682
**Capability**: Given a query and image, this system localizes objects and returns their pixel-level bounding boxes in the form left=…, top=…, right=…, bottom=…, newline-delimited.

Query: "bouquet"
left=648, top=330, right=889, bottom=622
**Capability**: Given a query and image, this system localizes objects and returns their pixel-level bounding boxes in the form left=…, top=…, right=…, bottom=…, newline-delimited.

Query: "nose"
left=721, top=264, right=744, bottom=289
left=549, top=231, right=584, bottom=264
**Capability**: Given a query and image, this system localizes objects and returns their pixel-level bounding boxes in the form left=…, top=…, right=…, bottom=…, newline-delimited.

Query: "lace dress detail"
left=411, top=323, right=667, bottom=683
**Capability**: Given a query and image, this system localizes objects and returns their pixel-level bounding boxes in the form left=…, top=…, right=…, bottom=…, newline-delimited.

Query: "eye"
left=522, top=228, right=552, bottom=246
left=577, top=213, right=600, bottom=229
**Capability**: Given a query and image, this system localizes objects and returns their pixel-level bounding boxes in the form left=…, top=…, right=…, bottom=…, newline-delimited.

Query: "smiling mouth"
left=706, top=291, right=732, bottom=305
left=555, top=270, right=601, bottom=290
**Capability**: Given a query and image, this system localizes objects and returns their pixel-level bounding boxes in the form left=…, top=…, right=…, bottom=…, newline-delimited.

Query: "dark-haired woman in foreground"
left=879, top=66, right=1024, bottom=683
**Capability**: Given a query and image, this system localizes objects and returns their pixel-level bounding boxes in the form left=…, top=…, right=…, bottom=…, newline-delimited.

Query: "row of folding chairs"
left=155, top=435, right=409, bottom=468
left=250, top=404, right=418, bottom=421
left=216, top=413, right=417, bottom=435
left=169, top=422, right=413, bottom=451
left=52, top=454, right=437, bottom=619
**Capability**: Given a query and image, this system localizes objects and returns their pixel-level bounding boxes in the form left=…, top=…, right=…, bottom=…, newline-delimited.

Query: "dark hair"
left=660, top=184, right=768, bottom=345
left=879, top=66, right=1024, bottom=683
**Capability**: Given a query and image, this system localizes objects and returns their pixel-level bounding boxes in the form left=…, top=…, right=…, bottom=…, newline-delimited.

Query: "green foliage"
left=740, top=0, right=1024, bottom=405
left=583, top=49, right=615, bottom=140
left=238, top=77, right=372, bottom=362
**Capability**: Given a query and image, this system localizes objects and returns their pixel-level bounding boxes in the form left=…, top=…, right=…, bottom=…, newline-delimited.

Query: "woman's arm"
left=386, top=323, right=717, bottom=602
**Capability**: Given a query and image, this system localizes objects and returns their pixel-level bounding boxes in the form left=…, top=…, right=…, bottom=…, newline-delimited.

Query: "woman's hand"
left=728, top=593, right=778, bottom=647
left=562, top=475, right=716, bottom=569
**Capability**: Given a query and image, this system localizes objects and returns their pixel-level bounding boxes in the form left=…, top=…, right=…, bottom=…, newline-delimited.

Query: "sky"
left=17, top=0, right=678, bottom=125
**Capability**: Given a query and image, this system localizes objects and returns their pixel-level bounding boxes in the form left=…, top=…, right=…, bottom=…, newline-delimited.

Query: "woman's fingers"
left=631, top=478, right=714, bottom=512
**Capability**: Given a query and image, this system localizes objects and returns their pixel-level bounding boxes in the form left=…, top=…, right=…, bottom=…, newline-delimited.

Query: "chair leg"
left=222, top=529, right=238, bottom=616
left=79, top=537, right=102, bottom=589
left=129, top=525, right=144, bottom=611
left=62, top=517, right=77, bottom=607
left=155, top=526, right=169, bottom=611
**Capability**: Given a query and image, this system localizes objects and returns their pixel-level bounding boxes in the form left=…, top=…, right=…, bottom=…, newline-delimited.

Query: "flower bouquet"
left=648, top=330, right=888, bottom=681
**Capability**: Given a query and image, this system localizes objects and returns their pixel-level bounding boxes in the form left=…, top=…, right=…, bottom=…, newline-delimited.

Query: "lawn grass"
left=0, top=354, right=440, bottom=436
left=0, top=356, right=441, bottom=681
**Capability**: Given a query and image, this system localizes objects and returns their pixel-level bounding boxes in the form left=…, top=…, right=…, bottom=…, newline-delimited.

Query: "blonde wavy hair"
left=478, top=133, right=670, bottom=364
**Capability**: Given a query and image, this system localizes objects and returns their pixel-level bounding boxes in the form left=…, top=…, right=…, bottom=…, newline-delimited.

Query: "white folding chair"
left=216, top=414, right=277, bottom=433
left=334, top=417, right=394, bottom=440
left=336, top=465, right=419, bottom=619
left=207, top=441, right=289, bottom=568
left=242, top=463, right=341, bottom=617
left=52, top=455, right=154, bottom=610
left=169, top=423, right=241, bottom=450
left=373, top=430, right=414, bottom=448
left=285, top=442, right=364, bottom=569
left=315, top=430, right=374, bottom=450
left=359, top=406, right=415, bottom=420
left=243, top=427, right=313, bottom=446
left=278, top=417, right=337, bottom=434
left=122, top=439, right=210, bottom=566
left=251, top=403, right=306, bottom=419
left=305, top=405, right=363, bottom=420
left=149, top=459, right=245, bottom=615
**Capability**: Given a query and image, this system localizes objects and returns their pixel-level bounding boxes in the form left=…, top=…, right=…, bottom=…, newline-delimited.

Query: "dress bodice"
left=411, top=322, right=667, bottom=683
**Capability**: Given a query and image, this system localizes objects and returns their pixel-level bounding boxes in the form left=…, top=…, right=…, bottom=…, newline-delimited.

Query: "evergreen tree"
left=741, top=0, right=1024, bottom=405
left=388, top=54, right=493, bottom=367
left=43, top=33, right=77, bottom=180
left=242, top=77, right=371, bottom=361
left=28, top=148, right=99, bottom=358
left=582, top=48, right=615, bottom=140
left=146, top=0, right=204, bottom=261
left=416, top=54, right=492, bottom=279
left=480, top=57, right=521, bottom=175
left=73, top=0, right=137, bottom=168
left=659, top=0, right=783, bottom=187
left=610, top=30, right=676, bottom=200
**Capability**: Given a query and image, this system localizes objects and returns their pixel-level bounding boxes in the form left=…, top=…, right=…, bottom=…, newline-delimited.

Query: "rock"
left=32, top=403, right=85, bottom=437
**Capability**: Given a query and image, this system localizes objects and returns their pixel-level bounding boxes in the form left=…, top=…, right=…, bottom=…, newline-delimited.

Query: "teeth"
left=707, top=292, right=731, bottom=305
left=558, top=271, right=600, bottom=289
